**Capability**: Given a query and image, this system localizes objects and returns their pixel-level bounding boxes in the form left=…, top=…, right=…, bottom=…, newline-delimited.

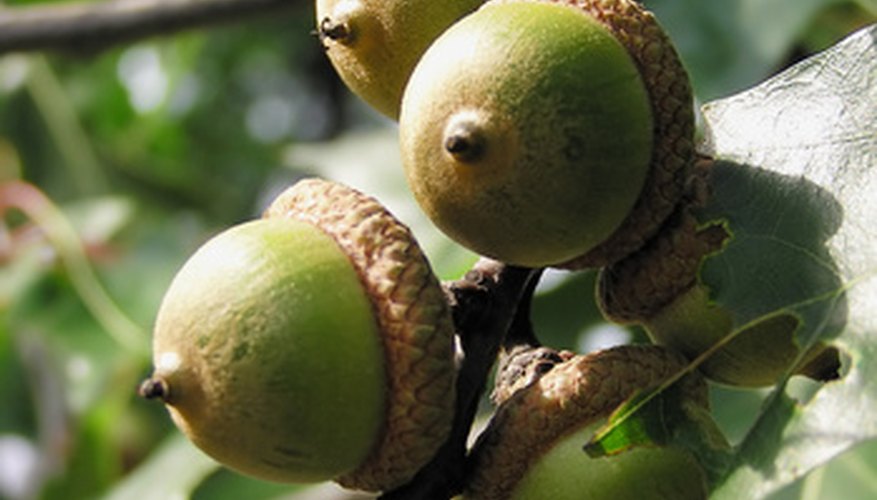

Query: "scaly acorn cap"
left=541, top=0, right=696, bottom=269
left=491, top=344, right=575, bottom=406
left=598, top=203, right=729, bottom=324
left=466, top=344, right=708, bottom=499
left=595, top=177, right=840, bottom=387
left=263, top=178, right=456, bottom=491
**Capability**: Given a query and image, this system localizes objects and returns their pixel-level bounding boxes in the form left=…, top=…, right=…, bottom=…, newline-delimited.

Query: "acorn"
left=139, top=178, right=457, bottom=492
left=316, top=0, right=484, bottom=118
left=598, top=202, right=841, bottom=387
left=465, top=345, right=712, bottom=499
left=399, top=0, right=694, bottom=268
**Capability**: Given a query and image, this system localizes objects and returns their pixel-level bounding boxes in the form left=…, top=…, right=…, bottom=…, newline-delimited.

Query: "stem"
left=380, top=259, right=539, bottom=500
left=318, top=17, right=352, bottom=43
left=501, top=267, right=543, bottom=351
left=138, top=376, right=170, bottom=402
left=492, top=268, right=575, bottom=405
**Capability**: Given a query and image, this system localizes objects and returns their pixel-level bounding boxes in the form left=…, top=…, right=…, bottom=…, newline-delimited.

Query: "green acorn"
left=400, top=0, right=694, bottom=268
left=466, top=345, right=711, bottom=499
left=141, top=179, right=457, bottom=491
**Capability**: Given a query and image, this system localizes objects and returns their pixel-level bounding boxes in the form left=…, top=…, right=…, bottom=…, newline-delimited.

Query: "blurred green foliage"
left=0, top=1, right=874, bottom=499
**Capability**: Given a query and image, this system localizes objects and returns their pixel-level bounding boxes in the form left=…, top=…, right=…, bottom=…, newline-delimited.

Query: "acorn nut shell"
left=143, top=178, right=457, bottom=492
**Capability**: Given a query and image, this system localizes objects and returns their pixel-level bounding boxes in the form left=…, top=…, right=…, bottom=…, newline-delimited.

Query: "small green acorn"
left=140, top=179, right=457, bottom=492
left=400, top=0, right=694, bottom=268
left=598, top=203, right=840, bottom=388
left=465, top=345, right=712, bottom=499
left=316, top=0, right=483, bottom=118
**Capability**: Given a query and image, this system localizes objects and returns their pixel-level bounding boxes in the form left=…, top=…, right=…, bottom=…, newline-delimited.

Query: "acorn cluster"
left=140, top=1, right=840, bottom=498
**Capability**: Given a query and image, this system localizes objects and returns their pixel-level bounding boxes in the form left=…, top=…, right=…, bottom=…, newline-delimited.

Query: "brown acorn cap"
left=263, top=178, right=456, bottom=491
left=466, top=344, right=707, bottom=499
left=598, top=202, right=729, bottom=324
left=506, top=0, right=695, bottom=269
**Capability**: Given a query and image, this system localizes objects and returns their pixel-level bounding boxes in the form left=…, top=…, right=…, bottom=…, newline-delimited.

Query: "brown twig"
left=491, top=268, right=574, bottom=406
left=500, top=267, right=543, bottom=351
left=379, top=259, right=539, bottom=500
left=0, top=0, right=300, bottom=54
